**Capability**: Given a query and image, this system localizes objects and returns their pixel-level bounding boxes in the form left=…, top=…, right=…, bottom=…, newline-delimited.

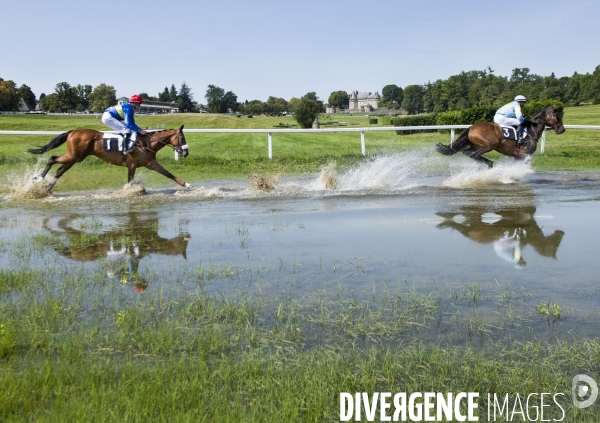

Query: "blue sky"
left=2, top=0, right=598, bottom=104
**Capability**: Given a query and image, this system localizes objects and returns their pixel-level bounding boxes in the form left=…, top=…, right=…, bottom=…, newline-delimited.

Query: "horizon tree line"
left=1, top=65, right=599, bottom=116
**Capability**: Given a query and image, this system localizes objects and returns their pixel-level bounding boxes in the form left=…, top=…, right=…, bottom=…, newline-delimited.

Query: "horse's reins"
left=514, top=110, right=559, bottom=158
left=143, top=131, right=188, bottom=159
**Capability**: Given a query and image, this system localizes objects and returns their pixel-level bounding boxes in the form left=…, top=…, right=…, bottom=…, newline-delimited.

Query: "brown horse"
left=435, top=106, right=565, bottom=168
left=28, top=126, right=192, bottom=189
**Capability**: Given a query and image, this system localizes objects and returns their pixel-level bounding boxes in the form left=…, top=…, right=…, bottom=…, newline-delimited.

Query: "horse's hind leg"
left=460, top=145, right=494, bottom=168
left=37, top=155, right=59, bottom=180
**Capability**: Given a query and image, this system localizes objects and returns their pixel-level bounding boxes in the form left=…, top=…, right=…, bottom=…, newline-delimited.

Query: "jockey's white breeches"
left=101, top=113, right=137, bottom=141
left=494, top=114, right=521, bottom=127
left=102, top=113, right=129, bottom=133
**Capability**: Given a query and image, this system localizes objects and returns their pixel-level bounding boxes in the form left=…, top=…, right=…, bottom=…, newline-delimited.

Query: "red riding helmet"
left=129, top=94, right=143, bottom=104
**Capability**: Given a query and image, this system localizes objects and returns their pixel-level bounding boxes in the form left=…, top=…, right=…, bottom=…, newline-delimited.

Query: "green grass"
left=1, top=262, right=599, bottom=422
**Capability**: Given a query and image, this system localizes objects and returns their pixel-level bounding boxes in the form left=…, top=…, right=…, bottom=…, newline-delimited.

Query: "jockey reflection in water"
left=106, top=242, right=148, bottom=292
left=493, top=229, right=526, bottom=269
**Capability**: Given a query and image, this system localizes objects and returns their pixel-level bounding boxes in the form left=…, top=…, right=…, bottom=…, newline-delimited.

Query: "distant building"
left=348, top=91, right=380, bottom=112
left=18, top=98, right=33, bottom=112
left=117, top=97, right=178, bottom=114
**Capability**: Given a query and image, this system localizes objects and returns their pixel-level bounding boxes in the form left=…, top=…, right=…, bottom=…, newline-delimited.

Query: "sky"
left=2, top=0, right=599, bottom=104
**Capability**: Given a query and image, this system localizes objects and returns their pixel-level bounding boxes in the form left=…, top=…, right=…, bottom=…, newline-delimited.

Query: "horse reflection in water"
left=43, top=213, right=190, bottom=291
left=436, top=206, right=564, bottom=269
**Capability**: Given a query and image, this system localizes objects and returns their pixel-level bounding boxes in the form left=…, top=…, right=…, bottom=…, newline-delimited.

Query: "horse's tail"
left=28, top=131, right=72, bottom=154
left=435, top=128, right=471, bottom=156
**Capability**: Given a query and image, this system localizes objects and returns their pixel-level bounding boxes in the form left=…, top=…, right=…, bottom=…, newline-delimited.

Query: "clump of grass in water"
left=248, top=173, right=278, bottom=191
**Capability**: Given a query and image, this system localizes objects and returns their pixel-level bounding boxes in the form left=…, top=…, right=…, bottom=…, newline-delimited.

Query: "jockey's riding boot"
left=123, top=133, right=137, bottom=155
left=516, top=124, right=525, bottom=144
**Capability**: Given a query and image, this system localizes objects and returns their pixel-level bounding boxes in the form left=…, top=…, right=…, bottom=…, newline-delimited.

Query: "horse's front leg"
left=145, top=160, right=193, bottom=188
left=127, top=165, right=136, bottom=184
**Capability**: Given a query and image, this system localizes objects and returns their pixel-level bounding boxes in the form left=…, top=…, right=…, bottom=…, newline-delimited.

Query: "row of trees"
left=204, top=84, right=325, bottom=128
left=3, top=65, right=599, bottom=117
left=0, top=79, right=197, bottom=113
left=140, top=83, right=196, bottom=112
left=0, top=78, right=36, bottom=112
left=400, top=66, right=600, bottom=115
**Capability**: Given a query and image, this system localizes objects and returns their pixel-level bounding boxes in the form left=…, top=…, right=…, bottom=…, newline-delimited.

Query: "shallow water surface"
left=3, top=155, right=600, bottom=344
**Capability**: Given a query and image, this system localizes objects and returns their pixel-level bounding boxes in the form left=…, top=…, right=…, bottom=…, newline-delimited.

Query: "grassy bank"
left=1, top=106, right=599, bottom=192
left=1, top=264, right=599, bottom=422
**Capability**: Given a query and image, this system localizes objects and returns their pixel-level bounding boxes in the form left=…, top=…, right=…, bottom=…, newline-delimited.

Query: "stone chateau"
left=326, top=91, right=381, bottom=114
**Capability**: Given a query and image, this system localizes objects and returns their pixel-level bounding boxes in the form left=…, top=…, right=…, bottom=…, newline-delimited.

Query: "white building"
left=348, top=91, right=380, bottom=111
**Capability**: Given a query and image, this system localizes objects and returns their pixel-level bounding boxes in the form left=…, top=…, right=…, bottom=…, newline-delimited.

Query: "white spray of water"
left=7, top=160, right=55, bottom=200
left=11, top=150, right=535, bottom=202
left=442, top=160, right=534, bottom=188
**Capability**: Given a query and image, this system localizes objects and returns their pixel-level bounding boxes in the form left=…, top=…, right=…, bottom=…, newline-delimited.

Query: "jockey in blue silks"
left=102, top=94, right=147, bottom=155
left=494, top=95, right=527, bottom=144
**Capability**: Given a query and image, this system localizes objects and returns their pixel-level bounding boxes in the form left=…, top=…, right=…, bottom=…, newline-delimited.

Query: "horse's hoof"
left=184, top=183, right=193, bottom=189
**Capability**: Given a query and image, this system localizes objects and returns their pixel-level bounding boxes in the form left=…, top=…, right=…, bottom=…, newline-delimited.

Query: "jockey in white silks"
left=494, top=95, right=527, bottom=144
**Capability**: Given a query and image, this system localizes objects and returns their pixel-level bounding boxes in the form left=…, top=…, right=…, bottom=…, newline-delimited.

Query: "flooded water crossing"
left=3, top=153, right=600, bottom=345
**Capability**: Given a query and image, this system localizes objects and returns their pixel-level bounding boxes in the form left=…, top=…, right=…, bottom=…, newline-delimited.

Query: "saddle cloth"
left=499, top=125, right=527, bottom=141
left=102, top=133, right=126, bottom=152
left=499, top=126, right=518, bottom=140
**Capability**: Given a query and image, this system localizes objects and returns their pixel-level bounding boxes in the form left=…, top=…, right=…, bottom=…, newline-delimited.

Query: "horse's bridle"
left=148, top=130, right=189, bottom=157
left=545, top=110, right=562, bottom=132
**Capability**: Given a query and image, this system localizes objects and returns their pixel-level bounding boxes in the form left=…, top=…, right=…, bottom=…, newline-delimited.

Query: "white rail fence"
left=1, top=125, right=598, bottom=158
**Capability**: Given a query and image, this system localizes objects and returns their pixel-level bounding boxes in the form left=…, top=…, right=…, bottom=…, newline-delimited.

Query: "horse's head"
left=171, top=125, right=189, bottom=160
left=543, top=105, right=565, bottom=134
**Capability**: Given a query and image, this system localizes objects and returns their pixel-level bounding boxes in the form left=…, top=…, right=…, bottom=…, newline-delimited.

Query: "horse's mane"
left=531, top=106, right=553, bottom=121
left=148, top=129, right=175, bottom=136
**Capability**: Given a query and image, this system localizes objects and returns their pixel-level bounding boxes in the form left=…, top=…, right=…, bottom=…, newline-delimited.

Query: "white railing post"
left=268, top=132, right=272, bottom=159
left=360, top=131, right=365, bottom=156
left=451, top=128, right=455, bottom=147
left=541, top=129, right=546, bottom=154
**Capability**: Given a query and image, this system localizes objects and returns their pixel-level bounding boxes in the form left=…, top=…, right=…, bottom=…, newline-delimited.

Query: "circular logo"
left=572, top=375, right=598, bottom=408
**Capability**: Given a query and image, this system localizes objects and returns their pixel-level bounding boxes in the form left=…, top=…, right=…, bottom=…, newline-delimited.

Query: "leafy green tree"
left=327, top=91, right=349, bottom=109
left=244, top=100, right=266, bottom=115
left=169, top=84, right=178, bottom=102
left=379, top=85, right=403, bottom=109
left=0, top=78, right=19, bottom=111
left=39, top=93, right=59, bottom=112
left=88, top=83, right=117, bottom=113
left=288, top=97, right=299, bottom=112
left=265, top=96, right=288, bottom=114
left=401, top=85, right=424, bottom=115
left=158, top=87, right=171, bottom=102
left=292, top=92, right=321, bottom=128
left=17, top=84, right=36, bottom=110
left=53, top=82, right=78, bottom=112
left=178, top=82, right=195, bottom=112
left=204, top=84, right=225, bottom=113
left=222, top=91, right=238, bottom=113
left=73, top=84, right=93, bottom=111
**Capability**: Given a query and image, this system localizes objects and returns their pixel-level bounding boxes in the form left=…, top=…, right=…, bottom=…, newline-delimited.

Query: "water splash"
left=248, top=173, right=278, bottom=191
left=442, top=160, right=534, bottom=188
left=8, top=161, right=54, bottom=200
left=111, top=182, right=147, bottom=197
left=7, top=150, right=536, bottom=203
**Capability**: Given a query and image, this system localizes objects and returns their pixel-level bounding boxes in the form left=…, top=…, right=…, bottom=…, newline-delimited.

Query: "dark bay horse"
left=435, top=106, right=565, bottom=168
left=28, top=126, right=192, bottom=189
